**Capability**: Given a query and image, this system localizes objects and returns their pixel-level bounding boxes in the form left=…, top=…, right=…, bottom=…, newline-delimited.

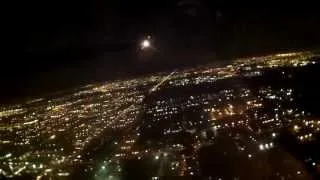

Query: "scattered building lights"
left=0, top=50, right=318, bottom=178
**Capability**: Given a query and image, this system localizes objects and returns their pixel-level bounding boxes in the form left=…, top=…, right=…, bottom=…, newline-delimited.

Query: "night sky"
left=3, top=1, right=320, bottom=103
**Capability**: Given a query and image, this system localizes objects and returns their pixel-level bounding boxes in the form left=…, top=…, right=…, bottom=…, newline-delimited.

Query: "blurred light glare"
left=259, top=144, right=264, bottom=151
left=141, top=40, right=150, bottom=48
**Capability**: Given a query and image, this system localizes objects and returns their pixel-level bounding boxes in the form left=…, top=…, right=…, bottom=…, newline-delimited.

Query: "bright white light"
left=57, top=172, right=70, bottom=176
left=300, top=136, right=304, bottom=140
left=141, top=40, right=150, bottom=48
left=49, top=135, right=56, bottom=140
left=259, top=144, right=264, bottom=151
left=270, top=142, right=273, bottom=147
left=272, top=133, right=276, bottom=137
left=312, top=162, right=316, bottom=166
left=155, top=155, right=159, bottom=160
left=5, top=153, right=12, bottom=158
left=248, top=154, right=252, bottom=158
left=265, top=144, right=269, bottom=149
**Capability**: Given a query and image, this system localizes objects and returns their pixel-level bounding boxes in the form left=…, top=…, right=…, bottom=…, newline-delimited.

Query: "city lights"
left=0, top=50, right=318, bottom=179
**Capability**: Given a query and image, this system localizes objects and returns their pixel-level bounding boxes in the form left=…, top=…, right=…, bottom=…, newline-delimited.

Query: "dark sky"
left=3, top=1, right=320, bottom=102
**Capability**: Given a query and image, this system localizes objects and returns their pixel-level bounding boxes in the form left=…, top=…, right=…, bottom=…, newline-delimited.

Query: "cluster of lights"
left=259, top=142, right=274, bottom=151
left=298, top=134, right=313, bottom=141
left=0, top=50, right=318, bottom=178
